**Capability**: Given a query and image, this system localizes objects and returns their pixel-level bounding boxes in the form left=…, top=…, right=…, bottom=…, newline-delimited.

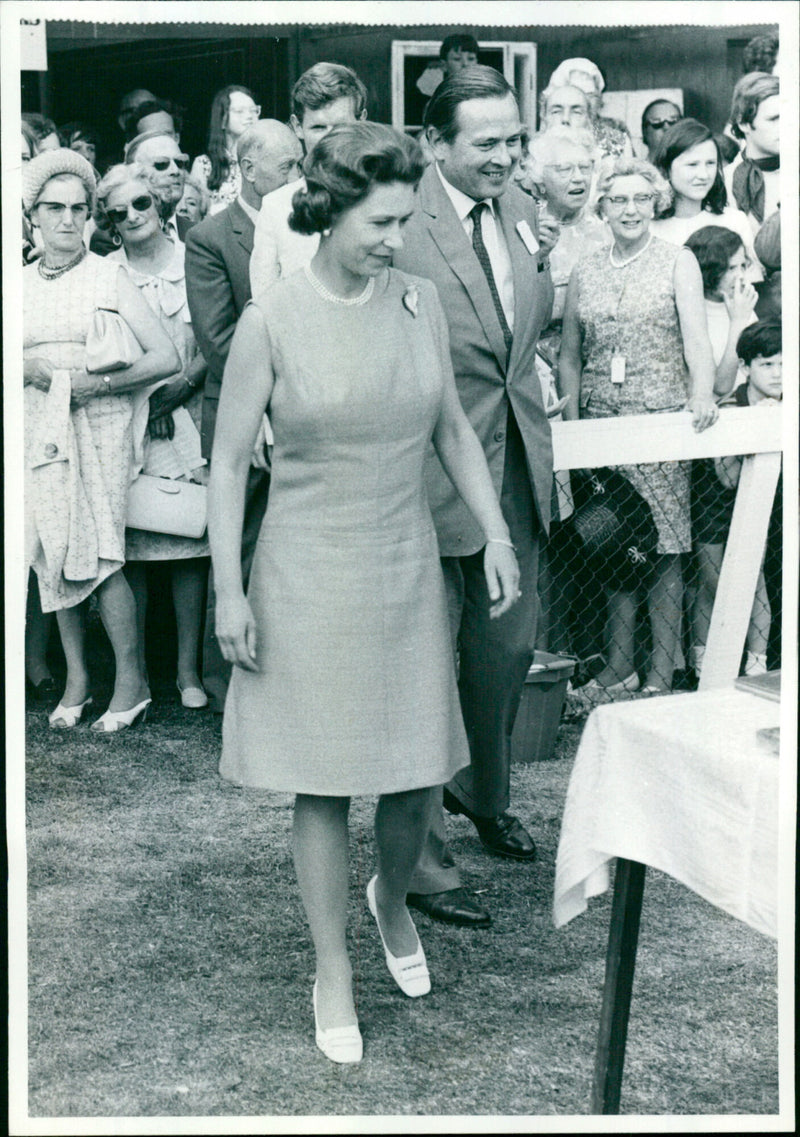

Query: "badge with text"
left=516, top=220, right=540, bottom=256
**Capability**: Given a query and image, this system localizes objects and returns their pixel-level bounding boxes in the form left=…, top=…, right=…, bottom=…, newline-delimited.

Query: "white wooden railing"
left=549, top=405, right=783, bottom=691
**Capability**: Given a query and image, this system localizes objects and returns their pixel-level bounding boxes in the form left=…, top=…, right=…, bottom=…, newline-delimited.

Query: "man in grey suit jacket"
left=393, top=67, right=558, bottom=927
left=185, top=120, right=301, bottom=711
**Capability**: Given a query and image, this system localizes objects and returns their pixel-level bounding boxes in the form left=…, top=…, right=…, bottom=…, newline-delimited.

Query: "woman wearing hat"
left=23, top=148, right=179, bottom=731
left=545, top=57, right=633, bottom=160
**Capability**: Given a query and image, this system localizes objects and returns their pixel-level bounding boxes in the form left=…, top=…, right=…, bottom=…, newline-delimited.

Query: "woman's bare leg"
left=292, top=794, right=356, bottom=1030
left=54, top=603, right=90, bottom=707
left=373, top=787, right=435, bottom=956
left=171, top=558, right=208, bottom=691
left=96, top=570, right=150, bottom=711
left=646, top=554, right=684, bottom=690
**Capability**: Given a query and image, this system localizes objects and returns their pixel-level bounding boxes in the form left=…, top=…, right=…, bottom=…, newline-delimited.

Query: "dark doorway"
left=30, top=35, right=290, bottom=170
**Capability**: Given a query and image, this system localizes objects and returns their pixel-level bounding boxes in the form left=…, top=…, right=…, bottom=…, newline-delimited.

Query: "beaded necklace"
left=37, top=245, right=87, bottom=281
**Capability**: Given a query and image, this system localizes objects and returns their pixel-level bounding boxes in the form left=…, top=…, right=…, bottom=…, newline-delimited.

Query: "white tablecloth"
left=553, top=689, right=779, bottom=937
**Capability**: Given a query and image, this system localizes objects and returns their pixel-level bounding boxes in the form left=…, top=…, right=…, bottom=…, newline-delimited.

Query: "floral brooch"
left=402, top=284, right=419, bottom=317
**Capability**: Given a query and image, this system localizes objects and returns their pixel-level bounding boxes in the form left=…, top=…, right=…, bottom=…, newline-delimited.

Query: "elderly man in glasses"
left=124, top=130, right=192, bottom=242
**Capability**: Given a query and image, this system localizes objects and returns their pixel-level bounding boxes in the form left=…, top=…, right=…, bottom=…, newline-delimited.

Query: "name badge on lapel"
left=516, top=220, right=539, bottom=256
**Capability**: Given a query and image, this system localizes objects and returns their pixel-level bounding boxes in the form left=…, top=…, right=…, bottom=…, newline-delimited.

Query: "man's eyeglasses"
left=151, top=156, right=189, bottom=172
left=645, top=118, right=680, bottom=131
left=604, top=193, right=655, bottom=210
left=545, top=161, right=594, bottom=177
left=106, top=194, right=154, bottom=225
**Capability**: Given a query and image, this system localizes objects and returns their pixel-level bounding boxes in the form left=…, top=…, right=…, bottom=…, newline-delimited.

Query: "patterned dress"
left=109, top=241, right=209, bottom=561
left=190, top=153, right=240, bottom=216
left=220, top=268, right=470, bottom=796
left=571, top=235, right=692, bottom=553
left=24, top=253, right=133, bottom=611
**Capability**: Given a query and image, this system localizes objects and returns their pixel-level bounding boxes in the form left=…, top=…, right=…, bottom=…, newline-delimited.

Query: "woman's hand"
left=724, top=276, right=758, bottom=325
left=69, top=369, right=103, bottom=407
left=215, top=591, right=258, bottom=671
left=484, top=541, right=521, bottom=619
left=537, top=212, right=561, bottom=259
left=687, top=393, right=719, bottom=432
left=23, top=357, right=54, bottom=392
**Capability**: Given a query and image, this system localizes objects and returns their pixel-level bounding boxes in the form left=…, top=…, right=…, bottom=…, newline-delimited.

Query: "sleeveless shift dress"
left=220, top=267, right=470, bottom=796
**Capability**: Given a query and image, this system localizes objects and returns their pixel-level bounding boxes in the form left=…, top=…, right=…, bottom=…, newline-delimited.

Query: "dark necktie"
left=469, top=202, right=513, bottom=356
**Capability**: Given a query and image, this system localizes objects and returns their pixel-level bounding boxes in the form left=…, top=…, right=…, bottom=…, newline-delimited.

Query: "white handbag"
left=127, top=474, right=207, bottom=538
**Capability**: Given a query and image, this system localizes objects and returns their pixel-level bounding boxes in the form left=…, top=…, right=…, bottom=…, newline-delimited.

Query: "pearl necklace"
left=38, top=246, right=87, bottom=280
left=609, top=232, right=652, bottom=269
left=305, top=265, right=374, bottom=307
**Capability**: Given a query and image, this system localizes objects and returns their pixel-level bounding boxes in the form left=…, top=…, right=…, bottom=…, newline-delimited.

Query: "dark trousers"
left=202, top=466, right=270, bottom=712
left=409, top=410, right=542, bottom=893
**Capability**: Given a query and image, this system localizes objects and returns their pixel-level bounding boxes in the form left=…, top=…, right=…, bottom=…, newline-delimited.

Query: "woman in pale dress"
left=97, top=164, right=210, bottom=708
left=191, top=86, right=260, bottom=215
left=209, top=123, right=520, bottom=1064
left=23, top=149, right=179, bottom=731
left=559, top=156, right=718, bottom=693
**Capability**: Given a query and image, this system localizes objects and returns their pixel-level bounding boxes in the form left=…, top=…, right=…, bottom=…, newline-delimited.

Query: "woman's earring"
left=112, top=231, right=122, bottom=247
left=322, top=228, right=331, bottom=238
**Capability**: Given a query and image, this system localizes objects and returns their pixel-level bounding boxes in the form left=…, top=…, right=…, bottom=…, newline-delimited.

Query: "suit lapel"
left=496, top=192, right=538, bottom=375
left=422, top=168, right=509, bottom=372
left=227, top=199, right=255, bottom=256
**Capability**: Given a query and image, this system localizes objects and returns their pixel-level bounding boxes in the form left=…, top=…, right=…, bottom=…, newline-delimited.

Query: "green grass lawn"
left=22, top=676, right=778, bottom=1121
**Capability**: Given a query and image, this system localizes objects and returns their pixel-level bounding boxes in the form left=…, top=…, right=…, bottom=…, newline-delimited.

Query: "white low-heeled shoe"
left=91, top=697, right=151, bottom=733
left=366, top=875, right=430, bottom=998
left=48, top=697, right=93, bottom=729
left=176, top=681, right=208, bottom=709
left=312, top=981, right=362, bottom=1064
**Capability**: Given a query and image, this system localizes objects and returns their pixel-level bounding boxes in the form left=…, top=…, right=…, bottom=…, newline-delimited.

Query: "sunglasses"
left=645, top=118, right=680, bottom=130
left=151, top=156, right=189, bottom=172
left=106, top=194, right=154, bottom=226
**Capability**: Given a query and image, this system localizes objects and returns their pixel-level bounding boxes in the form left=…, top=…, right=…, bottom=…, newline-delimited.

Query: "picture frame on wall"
left=391, top=39, right=537, bottom=135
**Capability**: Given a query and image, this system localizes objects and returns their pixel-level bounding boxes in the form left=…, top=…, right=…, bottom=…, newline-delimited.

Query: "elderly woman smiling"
left=23, top=149, right=179, bottom=731
left=558, top=156, right=717, bottom=693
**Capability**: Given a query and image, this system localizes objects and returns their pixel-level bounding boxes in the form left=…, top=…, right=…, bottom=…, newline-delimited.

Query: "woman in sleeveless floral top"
left=559, top=156, right=718, bottom=693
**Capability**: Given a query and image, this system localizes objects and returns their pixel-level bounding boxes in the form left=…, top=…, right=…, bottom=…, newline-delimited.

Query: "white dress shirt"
left=436, top=164, right=515, bottom=330
left=236, top=194, right=259, bottom=227
left=249, top=176, right=319, bottom=304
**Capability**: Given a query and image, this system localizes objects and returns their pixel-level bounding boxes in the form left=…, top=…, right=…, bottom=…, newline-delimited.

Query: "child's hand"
left=724, top=276, right=757, bottom=325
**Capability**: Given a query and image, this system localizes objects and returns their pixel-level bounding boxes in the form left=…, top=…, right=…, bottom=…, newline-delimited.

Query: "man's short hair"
left=440, top=33, right=479, bottom=60
left=737, top=320, right=781, bottom=364
left=729, top=72, right=779, bottom=139
left=123, top=98, right=184, bottom=142
left=291, top=62, right=368, bottom=121
left=424, top=65, right=516, bottom=143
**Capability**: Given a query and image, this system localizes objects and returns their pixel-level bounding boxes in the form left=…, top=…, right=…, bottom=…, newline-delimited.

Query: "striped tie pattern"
left=469, top=201, right=512, bottom=356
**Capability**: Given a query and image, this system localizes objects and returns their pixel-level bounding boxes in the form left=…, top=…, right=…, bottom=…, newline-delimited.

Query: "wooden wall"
left=296, top=21, right=778, bottom=133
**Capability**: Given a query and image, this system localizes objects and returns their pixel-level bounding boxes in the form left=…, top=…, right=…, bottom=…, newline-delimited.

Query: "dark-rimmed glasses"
left=604, top=193, right=655, bottom=210
left=645, top=118, right=680, bottom=131
left=106, top=194, right=154, bottom=226
left=34, top=202, right=90, bottom=219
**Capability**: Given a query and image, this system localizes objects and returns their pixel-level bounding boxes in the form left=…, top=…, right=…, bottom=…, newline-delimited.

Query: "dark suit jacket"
left=185, top=199, right=255, bottom=458
left=393, top=165, right=555, bottom=554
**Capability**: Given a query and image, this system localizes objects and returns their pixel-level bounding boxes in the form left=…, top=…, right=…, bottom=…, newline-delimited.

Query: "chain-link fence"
left=539, top=407, right=782, bottom=715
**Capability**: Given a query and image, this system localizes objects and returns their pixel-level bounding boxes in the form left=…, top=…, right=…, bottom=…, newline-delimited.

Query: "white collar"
left=436, top=164, right=496, bottom=224
left=237, top=195, right=259, bottom=225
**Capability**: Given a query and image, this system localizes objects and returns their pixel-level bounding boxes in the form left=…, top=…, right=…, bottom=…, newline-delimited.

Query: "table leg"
left=591, top=858, right=647, bottom=1114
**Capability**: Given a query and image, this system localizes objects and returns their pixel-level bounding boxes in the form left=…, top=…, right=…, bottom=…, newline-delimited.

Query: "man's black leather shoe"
left=406, top=887, right=492, bottom=928
left=443, top=788, right=537, bottom=861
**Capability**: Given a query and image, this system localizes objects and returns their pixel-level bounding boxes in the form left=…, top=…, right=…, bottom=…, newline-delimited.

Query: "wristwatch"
left=100, top=375, right=113, bottom=395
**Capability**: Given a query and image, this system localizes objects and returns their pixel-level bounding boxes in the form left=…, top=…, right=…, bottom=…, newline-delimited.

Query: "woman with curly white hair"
left=558, top=155, right=718, bottom=694
left=96, top=163, right=211, bottom=709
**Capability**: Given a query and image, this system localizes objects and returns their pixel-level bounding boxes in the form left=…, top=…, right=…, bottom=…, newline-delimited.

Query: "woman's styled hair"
left=289, top=122, right=425, bottom=235
left=94, top=162, right=163, bottom=232
left=424, top=65, right=516, bottom=143
left=594, top=155, right=672, bottom=217
left=729, top=72, right=779, bottom=140
left=22, top=112, right=58, bottom=150
left=291, top=63, right=368, bottom=122
left=180, top=173, right=210, bottom=219
left=205, top=85, right=256, bottom=191
left=736, top=319, right=781, bottom=364
left=684, top=225, right=745, bottom=294
left=526, top=125, right=597, bottom=186
left=742, top=33, right=779, bottom=76
left=651, top=118, right=727, bottom=217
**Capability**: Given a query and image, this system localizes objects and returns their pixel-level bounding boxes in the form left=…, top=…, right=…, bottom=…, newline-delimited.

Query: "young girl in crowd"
left=689, top=319, right=781, bottom=679
left=191, top=85, right=260, bottom=215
